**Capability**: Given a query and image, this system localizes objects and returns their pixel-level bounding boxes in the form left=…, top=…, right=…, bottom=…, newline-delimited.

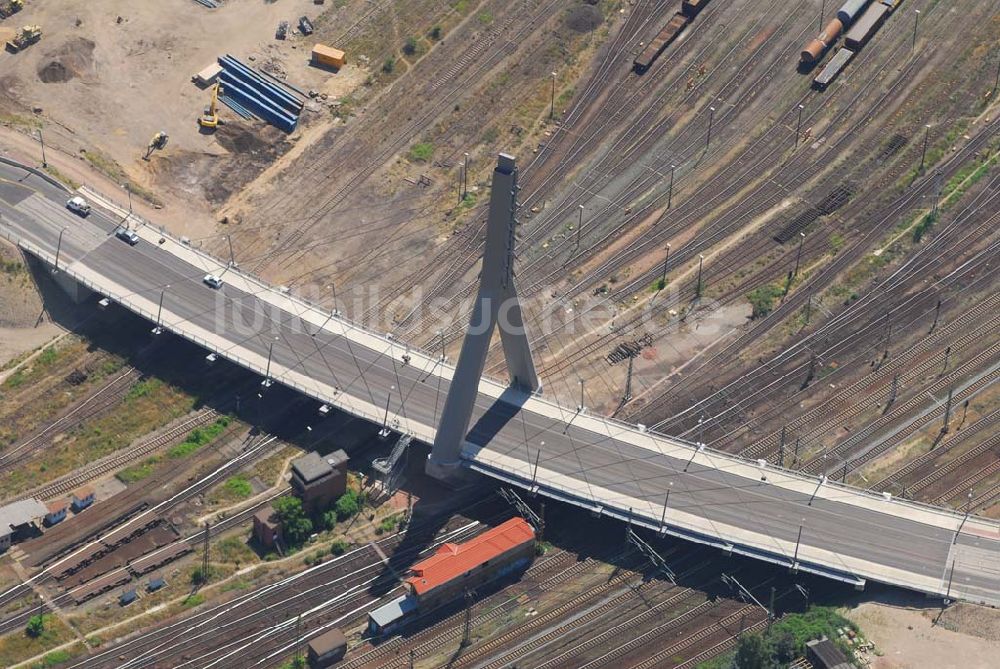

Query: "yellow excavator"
left=0, top=1, right=24, bottom=20
left=198, top=83, right=224, bottom=129
left=5, top=23, right=40, bottom=53
left=144, top=131, right=168, bottom=160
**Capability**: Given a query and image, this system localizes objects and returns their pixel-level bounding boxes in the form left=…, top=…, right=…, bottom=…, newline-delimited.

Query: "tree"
left=273, top=496, right=313, bottom=547
left=732, top=633, right=773, bottom=669
left=26, top=614, right=45, bottom=638
left=429, top=25, right=442, bottom=40
left=382, top=57, right=395, bottom=74
left=320, top=510, right=337, bottom=532
left=334, top=490, right=359, bottom=521
left=402, top=37, right=418, bottom=55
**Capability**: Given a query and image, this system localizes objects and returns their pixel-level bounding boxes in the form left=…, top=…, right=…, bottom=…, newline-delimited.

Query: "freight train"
left=633, top=0, right=713, bottom=74
left=800, top=0, right=907, bottom=90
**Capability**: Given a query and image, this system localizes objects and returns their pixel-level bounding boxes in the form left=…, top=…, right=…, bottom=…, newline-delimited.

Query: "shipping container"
left=800, top=18, right=844, bottom=63
left=193, top=62, right=223, bottom=87
left=312, top=44, right=346, bottom=69
left=813, top=47, right=854, bottom=90
left=681, top=0, right=709, bottom=18
left=880, top=0, right=905, bottom=9
left=845, top=2, right=889, bottom=49
left=837, top=0, right=874, bottom=26
left=633, top=13, right=690, bottom=74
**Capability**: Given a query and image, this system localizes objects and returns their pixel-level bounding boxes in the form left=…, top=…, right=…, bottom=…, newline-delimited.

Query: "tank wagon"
left=803, top=0, right=907, bottom=86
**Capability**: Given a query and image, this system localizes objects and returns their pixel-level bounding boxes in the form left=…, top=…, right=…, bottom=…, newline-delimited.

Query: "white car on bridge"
left=65, top=196, right=91, bottom=217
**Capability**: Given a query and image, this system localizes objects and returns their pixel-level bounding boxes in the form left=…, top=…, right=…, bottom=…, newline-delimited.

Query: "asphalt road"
left=1, top=161, right=997, bottom=605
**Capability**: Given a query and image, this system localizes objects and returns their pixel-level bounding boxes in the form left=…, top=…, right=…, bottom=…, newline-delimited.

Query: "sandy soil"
left=0, top=0, right=363, bottom=238
left=843, top=598, right=1000, bottom=669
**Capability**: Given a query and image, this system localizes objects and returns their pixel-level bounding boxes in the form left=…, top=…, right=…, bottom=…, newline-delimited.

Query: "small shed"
left=147, top=577, right=166, bottom=593
left=45, top=499, right=69, bottom=526
left=71, top=485, right=96, bottom=512
left=306, top=627, right=347, bottom=667
left=119, top=589, right=138, bottom=606
left=806, top=637, right=853, bottom=669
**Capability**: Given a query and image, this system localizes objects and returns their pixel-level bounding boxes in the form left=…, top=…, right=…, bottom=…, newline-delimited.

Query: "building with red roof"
left=404, top=517, right=535, bottom=609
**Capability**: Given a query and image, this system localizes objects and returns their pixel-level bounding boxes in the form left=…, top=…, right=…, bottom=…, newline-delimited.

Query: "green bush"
left=320, top=510, right=337, bottom=531
left=274, top=496, right=313, bottom=547
left=382, top=57, right=395, bottom=74
left=402, top=37, right=418, bottom=55
left=223, top=476, right=253, bottom=499
left=429, top=25, right=442, bottom=40
left=334, top=490, right=360, bottom=520
left=26, top=613, right=46, bottom=638
left=329, top=539, right=348, bottom=556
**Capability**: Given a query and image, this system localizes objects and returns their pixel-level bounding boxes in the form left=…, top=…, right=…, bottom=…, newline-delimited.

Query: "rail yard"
left=0, top=0, right=998, bottom=668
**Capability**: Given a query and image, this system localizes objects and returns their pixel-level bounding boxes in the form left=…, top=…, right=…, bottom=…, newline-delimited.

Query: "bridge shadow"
left=463, top=386, right=529, bottom=456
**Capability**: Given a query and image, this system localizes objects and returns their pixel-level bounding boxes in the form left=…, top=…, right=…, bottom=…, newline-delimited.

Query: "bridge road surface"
left=1, top=159, right=997, bottom=606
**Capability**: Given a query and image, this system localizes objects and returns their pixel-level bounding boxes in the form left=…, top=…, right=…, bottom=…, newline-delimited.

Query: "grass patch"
left=213, top=536, right=257, bottom=565
left=167, top=416, right=232, bottom=459
left=477, top=10, right=494, bottom=24
left=0, top=112, right=42, bottom=128
left=41, top=165, right=81, bottom=190
left=408, top=142, right=434, bottom=163
left=80, top=149, right=163, bottom=207
left=116, top=457, right=161, bottom=484
left=0, top=614, right=76, bottom=668
left=181, top=593, right=205, bottom=608
left=746, top=283, right=785, bottom=319
left=222, top=475, right=252, bottom=499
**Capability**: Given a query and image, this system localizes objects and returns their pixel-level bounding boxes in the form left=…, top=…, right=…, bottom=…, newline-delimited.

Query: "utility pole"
left=778, top=425, right=786, bottom=467
left=409, top=649, right=415, bottom=669
left=437, top=329, right=445, bottom=362
left=804, top=295, right=812, bottom=324
left=38, top=128, right=47, bottom=168
left=767, top=586, right=776, bottom=634
left=804, top=350, right=817, bottom=387
left=201, top=522, right=210, bottom=585
left=942, top=387, right=953, bottom=434
left=794, top=232, right=805, bottom=277
left=660, top=482, right=673, bottom=530
left=696, top=254, right=704, bottom=298
left=792, top=522, right=804, bottom=570
left=929, top=298, right=941, bottom=333
left=53, top=227, right=67, bottom=273
left=706, top=106, right=716, bottom=148
left=911, top=10, right=920, bottom=52
left=457, top=163, right=463, bottom=204
left=819, top=0, right=825, bottom=31
left=263, top=341, right=276, bottom=386
left=942, top=345, right=951, bottom=375
left=887, top=373, right=899, bottom=408
left=623, top=354, right=634, bottom=405
left=920, top=124, right=931, bottom=172
left=577, top=378, right=585, bottom=412
left=549, top=71, right=557, bottom=120
left=795, top=104, right=805, bottom=147
left=461, top=588, right=474, bottom=646
left=793, top=437, right=801, bottom=466
left=576, top=204, right=584, bottom=250
left=667, top=164, right=676, bottom=208
left=658, top=243, right=671, bottom=290
left=227, top=235, right=236, bottom=267
left=994, top=52, right=1000, bottom=97
left=882, top=312, right=892, bottom=360
left=294, top=612, right=303, bottom=665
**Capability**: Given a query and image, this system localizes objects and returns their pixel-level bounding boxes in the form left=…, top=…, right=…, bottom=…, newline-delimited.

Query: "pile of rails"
left=632, top=0, right=711, bottom=74
left=216, top=54, right=304, bottom=132
left=800, top=0, right=907, bottom=90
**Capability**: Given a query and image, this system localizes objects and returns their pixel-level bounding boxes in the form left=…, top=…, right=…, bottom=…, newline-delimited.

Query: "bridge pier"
left=427, top=154, right=540, bottom=484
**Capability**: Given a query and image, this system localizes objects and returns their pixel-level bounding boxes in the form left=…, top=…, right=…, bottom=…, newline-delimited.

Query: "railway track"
left=0, top=367, right=140, bottom=468
left=12, top=408, right=220, bottom=503
left=871, top=408, right=1000, bottom=492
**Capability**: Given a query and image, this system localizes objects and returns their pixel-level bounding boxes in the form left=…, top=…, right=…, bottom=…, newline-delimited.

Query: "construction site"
left=0, top=0, right=998, bottom=668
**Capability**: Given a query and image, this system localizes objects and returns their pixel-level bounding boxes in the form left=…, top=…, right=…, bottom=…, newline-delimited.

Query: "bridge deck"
left=1, top=160, right=997, bottom=606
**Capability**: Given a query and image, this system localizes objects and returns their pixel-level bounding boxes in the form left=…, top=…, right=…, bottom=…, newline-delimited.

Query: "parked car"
left=203, top=273, right=224, bottom=289
left=66, top=196, right=91, bottom=216
left=115, top=228, right=140, bottom=245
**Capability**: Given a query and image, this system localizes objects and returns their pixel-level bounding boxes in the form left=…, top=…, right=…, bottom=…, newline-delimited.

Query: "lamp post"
left=912, top=10, right=920, bottom=52
left=667, top=164, right=676, bottom=208
left=706, top=106, right=716, bottom=148
left=549, top=71, right=557, bottom=120
left=795, top=104, right=805, bottom=147
left=38, top=128, right=47, bottom=168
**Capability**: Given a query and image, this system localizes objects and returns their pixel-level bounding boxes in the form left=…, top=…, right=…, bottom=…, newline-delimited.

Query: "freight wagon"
left=837, top=0, right=874, bottom=26
left=633, top=13, right=689, bottom=74
left=800, top=18, right=844, bottom=64
left=844, top=2, right=889, bottom=49
left=813, top=47, right=854, bottom=90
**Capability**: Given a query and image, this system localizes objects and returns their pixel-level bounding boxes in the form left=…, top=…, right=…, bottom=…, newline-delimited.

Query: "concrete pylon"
left=427, top=153, right=540, bottom=482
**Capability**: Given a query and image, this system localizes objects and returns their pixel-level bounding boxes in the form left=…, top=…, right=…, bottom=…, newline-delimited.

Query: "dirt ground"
left=843, top=597, right=1000, bottom=669
left=0, top=0, right=365, bottom=237
left=0, top=239, right=64, bottom=367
